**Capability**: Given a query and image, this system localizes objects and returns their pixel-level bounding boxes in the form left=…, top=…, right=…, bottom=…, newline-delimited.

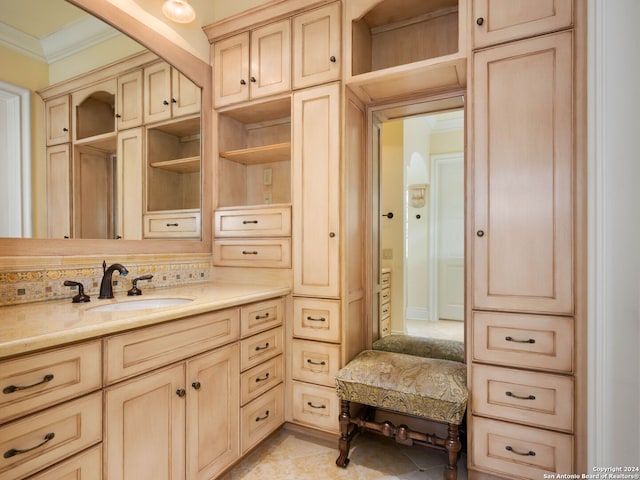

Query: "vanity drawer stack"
left=214, top=205, right=292, bottom=268
left=0, top=341, right=103, bottom=480
left=239, top=298, right=285, bottom=453
left=290, top=298, right=342, bottom=433
left=379, top=269, right=391, bottom=337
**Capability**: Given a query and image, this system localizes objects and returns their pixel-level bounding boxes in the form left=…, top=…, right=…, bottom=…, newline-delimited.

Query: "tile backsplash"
left=0, top=254, right=212, bottom=306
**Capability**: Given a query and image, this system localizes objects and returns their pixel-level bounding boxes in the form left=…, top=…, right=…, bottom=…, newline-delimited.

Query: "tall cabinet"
left=467, top=1, right=586, bottom=477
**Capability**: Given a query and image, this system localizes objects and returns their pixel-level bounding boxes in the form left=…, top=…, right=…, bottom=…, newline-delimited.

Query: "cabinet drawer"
left=291, top=339, right=341, bottom=387
left=471, top=417, right=573, bottom=478
left=380, top=317, right=391, bottom=337
left=0, top=392, right=102, bottom=480
left=104, top=308, right=240, bottom=384
left=291, top=381, right=339, bottom=433
left=214, top=239, right=291, bottom=268
left=292, top=297, right=341, bottom=343
left=380, top=271, right=391, bottom=287
left=0, top=340, right=101, bottom=424
left=240, top=355, right=284, bottom=406
left=380, top=287, right=390, bottom=305
left=380, top=302, right=391, bottom=319
left=472, top=311, right=573, bottom=372
left=28, top=444, right=102, bottom=480
left=240, top=327, right=284, bottom=371
left=215, top=206, right=291, bottom=237
left=240, top=297, right=284, bottom=338
left=241, top=383, right=284, bottom=454
left=472, top=364, right=574, bottom=432
left=143, top=211, right=201, bottom=238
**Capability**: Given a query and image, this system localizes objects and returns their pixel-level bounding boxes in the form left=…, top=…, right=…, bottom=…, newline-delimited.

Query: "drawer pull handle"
left=4, top=432, right=55, bottom=458
left=176, top=389, right=186, bottom=398
left=192, top=382, right=201, bottom=390
left=166, top=223, right=179, bottom=227
left=242, top=251, right=258, bottom=255
left=307, top=359, right=327, bottom=366
left=307, top=401, right=326, bottom=409
left=242, top=220, right=258, bottom=224
left=505, top=445, right=536, bottom=457
left=505, top=336, right=535, bottom=344
left=256, top=410, right=270, bottom=422
left=506, top=391, right=536, bottom=400
left=255, top=373, right=270, bottom=383
left=255, top=342, right=270, bottom=351
left=255, top=313, right=270, bottom=320
left=306, top=316, right=326, bottom=322
left=3, top=374, right=54, bottom=394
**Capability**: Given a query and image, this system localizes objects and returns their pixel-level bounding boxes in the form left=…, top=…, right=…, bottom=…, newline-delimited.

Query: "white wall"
left=588, top=0, right=640, bottom=465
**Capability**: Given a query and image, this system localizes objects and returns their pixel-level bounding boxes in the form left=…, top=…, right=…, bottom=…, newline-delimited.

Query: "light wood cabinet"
left=72, top=78, right=117, bottom=144
left=143, top=61, right=201, bottom=124
left=292, top=2, right=341, bottom=89
left=45, top=143, right=72, bottom=239
left=28, top=445, right=102, bottom=480
left=213, top=20, right=290, bottom=108
left=472, top=32, right=574, bottom=315
left=472, top=0, right=573, bottom=49
left=116, top=70, right=143, bottom=130
left=292, top=83, right=340, bottom=298
left=116, top=127, right=144, bottom=240
left=45, top=96, right=70, bottom=146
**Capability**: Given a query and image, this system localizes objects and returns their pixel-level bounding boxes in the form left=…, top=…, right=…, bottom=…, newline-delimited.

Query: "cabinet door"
left=250, top=20, right=291, bottom=99
left=45, top=96, right=70, bottom=146
left=117, top=70, right=143, bottom=130
left=293, top=83, right=340, bottom=297
left=472, top=0, right=573, bottom=49
left=105, top=364, right=186, bottom=480
left=144, top=62, right=172, bottom=123
left=171, top=69, right=201, bottom=118
left=186, top=345, right=239, bottom=480
left=472, top=32, right=573, bottom=314
left=116, top=127, right=144, bottom=240
left=46, top=144, right=72, bottom=239
left=213, top=32, right=250, bottom=108
left=293, top=2, right=341, bottom=89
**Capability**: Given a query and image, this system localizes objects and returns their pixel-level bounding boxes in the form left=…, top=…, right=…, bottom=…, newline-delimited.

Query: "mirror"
left=373, top=96, right=464, bottom=343
left=0, top=0, right=212, bottom=255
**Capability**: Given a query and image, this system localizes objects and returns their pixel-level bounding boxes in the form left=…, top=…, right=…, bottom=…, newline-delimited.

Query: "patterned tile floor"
left=220, top=427, right=468, bottom=480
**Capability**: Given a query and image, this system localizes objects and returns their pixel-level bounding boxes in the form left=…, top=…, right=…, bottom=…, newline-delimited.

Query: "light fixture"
left=162, top=0, right=196, bottom=24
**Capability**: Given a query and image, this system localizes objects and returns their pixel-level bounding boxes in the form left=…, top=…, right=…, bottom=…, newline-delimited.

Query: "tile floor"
left=405, top=319, right=465, bottom=342
left=220, top=426, right=468, bottom=480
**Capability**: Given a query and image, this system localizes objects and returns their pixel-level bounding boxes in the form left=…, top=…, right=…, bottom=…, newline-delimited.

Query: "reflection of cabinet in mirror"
left=40, top=53, right=201, bottom=240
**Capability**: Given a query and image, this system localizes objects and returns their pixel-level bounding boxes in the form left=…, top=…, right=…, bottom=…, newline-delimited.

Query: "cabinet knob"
left=476, top=230, right=485, bottom=237
left=176, top=388, right=186, bottom=397
left=171, top=98, right=177, bottom=103
left=191, top=381, right=201, bottom=390
left=240, top=79, right=246, bottom=85
left=62, top=127, right=68, bottom=132
left=250, top=76, right=257, bottom=83
left=163, top=100, right=169, bottom=106
left=329, top=232, right=336, bottom=238
left=115, top=113, right=121, bottom=118
left=330, top=55, right=336, bottom=63
left=476, top=17, right=484, bottom=26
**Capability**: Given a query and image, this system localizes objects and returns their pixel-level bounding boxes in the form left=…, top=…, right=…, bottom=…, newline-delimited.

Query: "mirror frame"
left=0, top=0, right=213, bottom=256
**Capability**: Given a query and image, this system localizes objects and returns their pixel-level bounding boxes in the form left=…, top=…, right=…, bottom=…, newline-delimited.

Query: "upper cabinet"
left=472, top=0, right=573, bottom=49
left=45, top=96, right=70, bottom=146
left=292, top=3, right=341, bottom=89
left=117, top=70, right=144, bottom=130
left=144, top=61, right=201, bottom=124
left=344, top=0, right=467, bottom=103
left=213, top=20, right=291, bottom=108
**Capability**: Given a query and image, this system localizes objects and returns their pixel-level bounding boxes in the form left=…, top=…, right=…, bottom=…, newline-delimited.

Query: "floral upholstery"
left=373, top=335, right=464, bottom=363
left=335, top=350, right=467, bottom=425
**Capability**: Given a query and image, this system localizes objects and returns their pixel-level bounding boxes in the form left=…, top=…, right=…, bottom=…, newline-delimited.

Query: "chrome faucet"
left=99, top=260, right=129, bottom=299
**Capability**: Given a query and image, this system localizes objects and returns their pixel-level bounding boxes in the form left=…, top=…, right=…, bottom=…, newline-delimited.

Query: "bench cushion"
left=335, top=350, right=467, bottom=425
left=373, top=335, right=464, bottom=363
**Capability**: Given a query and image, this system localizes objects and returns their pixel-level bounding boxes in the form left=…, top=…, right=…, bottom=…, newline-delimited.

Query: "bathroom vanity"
left=0, top=283, right=289, bottom=480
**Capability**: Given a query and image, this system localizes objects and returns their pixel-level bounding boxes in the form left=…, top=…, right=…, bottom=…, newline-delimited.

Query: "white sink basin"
left=88, top=297, right=193, bottom=312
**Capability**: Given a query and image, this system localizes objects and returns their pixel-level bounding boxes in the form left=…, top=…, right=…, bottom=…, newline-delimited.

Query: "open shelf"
left=150, top=156, right=200, bottom=173
left=219, top=142, right=291, bottom=165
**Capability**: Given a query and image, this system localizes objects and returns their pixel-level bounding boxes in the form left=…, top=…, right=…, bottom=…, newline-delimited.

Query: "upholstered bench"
left=335, top=349, right=467, bottom=480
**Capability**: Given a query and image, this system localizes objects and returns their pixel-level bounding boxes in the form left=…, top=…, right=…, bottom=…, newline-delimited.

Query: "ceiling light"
left=162, top=0, right=196, bottom=24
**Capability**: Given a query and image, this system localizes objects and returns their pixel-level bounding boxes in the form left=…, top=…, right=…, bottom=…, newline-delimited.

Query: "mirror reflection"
left=0, top=0, right=202, bottom=240
left=378, top=104, right=464, bottom=343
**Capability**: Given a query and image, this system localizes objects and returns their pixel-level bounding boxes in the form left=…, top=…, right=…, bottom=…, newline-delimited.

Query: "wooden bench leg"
left=444, top=423, right=461, bottom=480
left=336, top=399, right=353, bottom=468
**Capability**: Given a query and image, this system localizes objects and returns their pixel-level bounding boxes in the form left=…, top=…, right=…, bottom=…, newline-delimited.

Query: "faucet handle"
left=63, top=280, right=91, bottom=303
left=128, top=275, right=154, bottom=296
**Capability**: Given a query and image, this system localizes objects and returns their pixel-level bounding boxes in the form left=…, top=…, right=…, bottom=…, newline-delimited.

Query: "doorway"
left=371, top=95, right=464, bottom=342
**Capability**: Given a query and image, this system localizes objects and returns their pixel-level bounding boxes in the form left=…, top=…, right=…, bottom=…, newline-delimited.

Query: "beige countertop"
left=0, top=282, right=290, bottom=360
